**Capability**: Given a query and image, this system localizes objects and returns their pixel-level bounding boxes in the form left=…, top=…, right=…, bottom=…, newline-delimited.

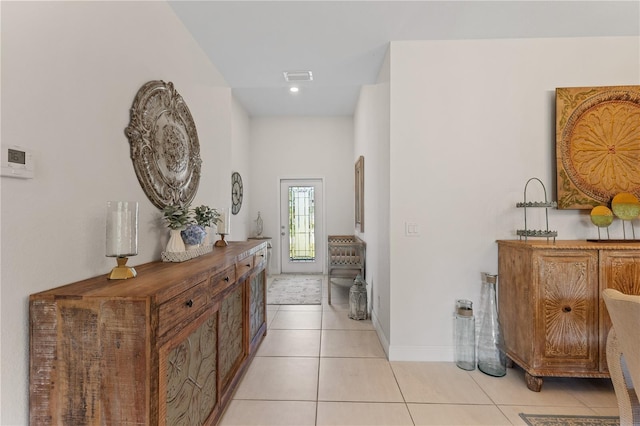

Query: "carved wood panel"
left=219, top=285, right=244, bottom=390
left=556, top=85, right=640, bottom=209
left=599, top=251, right=640, bottom=371
left=534, top=251, right=598, bottom=370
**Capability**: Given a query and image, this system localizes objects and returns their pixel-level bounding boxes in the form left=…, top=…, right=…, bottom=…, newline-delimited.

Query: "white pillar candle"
left=106, top=201, right=138, bottom=257
left=217, top=212, right=225, bottom=234
left=217, top=208, right=231, bottom=235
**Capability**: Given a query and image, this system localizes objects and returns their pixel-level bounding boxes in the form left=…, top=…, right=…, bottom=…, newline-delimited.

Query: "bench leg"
left=328, top=276, right=332, bottom=305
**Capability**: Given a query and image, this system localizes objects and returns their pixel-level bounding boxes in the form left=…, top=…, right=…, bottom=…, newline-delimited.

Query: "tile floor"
left=219, top=275, right=619, bottom=425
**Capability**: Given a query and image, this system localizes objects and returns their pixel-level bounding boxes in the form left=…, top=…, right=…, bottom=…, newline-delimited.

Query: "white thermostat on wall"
left=1, top=145, right=34, bottom=179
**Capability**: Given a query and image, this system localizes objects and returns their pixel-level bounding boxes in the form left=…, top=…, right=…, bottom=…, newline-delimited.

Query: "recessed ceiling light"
left=283, top=71, right=313, bottom=82
left=289, top=87, right=299, bottom=93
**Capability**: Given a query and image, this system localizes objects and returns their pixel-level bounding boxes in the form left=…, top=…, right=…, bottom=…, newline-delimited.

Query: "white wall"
left=354, top=46, right=392, bottom=353
left=230, top=96, right=252, bottom=240
left=249, top=117, right=354, bottom=274
left=0, top=2, right=240, bottom=424
left=383, top=36, right=639, bottom=361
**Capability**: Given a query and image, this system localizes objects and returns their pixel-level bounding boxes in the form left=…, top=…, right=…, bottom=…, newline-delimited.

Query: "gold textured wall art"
left=556, top=85, right=640, bottom=209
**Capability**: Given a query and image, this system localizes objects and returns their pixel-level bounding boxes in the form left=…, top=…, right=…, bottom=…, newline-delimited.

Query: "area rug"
left=519, top=413, right=619, bottom=426
left=267, top=277, right=322, bottom=305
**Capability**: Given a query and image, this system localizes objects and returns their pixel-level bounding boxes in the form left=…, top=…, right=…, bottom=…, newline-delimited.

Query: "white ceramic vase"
left=166, top=229, right=186, bottom=253
left=202, top=227, right=211, bottom=246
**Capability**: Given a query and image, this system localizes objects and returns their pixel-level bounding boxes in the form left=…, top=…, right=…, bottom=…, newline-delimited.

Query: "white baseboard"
left=388, top=345, right=454, bottom=362
left=370, top=310, right=390, bottom=359
left=370, top=310, right=454, bottom=362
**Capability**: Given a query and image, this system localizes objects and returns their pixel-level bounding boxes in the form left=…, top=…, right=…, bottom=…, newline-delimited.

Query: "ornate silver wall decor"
left=125, top=80, right=201, bottom=209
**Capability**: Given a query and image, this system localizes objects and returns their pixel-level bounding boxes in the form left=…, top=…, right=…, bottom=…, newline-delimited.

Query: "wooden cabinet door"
left=249, top=267, right=266, bottom=352
left=599, top=250, right=640, bottom=372
left=218, top=283, right=246, bottom=392
left=533, top=250, right=599, bottom=372
left=160, top=312, right=219, bottom=426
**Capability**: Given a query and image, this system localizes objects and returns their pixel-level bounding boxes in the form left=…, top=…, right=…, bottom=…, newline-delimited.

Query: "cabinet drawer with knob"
left=254, top=247, right=268, bottom=267
left=158, top=279, right=210, bottom=338
left=210, top=265, right=237, bottom=299
left=236, top=256, right=254, bottom=279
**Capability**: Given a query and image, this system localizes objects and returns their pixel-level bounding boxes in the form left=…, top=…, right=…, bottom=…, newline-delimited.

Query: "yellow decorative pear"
left=611, top=193, right=640, bottom=220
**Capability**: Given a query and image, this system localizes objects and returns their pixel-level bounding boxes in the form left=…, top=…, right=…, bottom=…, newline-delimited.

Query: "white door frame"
left=279, top=178, right=325, bottom=274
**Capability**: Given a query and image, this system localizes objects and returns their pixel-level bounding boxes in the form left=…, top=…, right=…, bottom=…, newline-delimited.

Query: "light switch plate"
left=405, top=221, right=420, bottom=237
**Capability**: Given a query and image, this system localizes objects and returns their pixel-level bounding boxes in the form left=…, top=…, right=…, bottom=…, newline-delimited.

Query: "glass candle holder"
left=106, top=201, right=138, bottom=279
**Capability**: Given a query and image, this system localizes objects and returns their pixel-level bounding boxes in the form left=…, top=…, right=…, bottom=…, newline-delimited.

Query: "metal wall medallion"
left=125, top=80, right=201, bottom=209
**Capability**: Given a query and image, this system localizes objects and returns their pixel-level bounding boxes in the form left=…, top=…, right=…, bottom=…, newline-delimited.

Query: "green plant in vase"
left=192, top=205, right=220, bottom=246
left=162, top=205, right=192, bottom=229
left=162, top=204, right=192, bottom=252
left=194, top=205, right=220, bottom=228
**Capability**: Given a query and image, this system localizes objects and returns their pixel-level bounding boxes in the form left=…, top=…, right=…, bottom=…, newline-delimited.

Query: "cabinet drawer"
left=255, top=247, right=268, bottom=267
left=236, top=256, right=254, bottom=279
left=211, top=265, right=236, bottom=298
left=158, top=279, right=209, bottom=337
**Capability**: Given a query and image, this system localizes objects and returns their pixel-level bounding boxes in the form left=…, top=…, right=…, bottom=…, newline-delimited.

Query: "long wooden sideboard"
left=29, top=240, right=268, bottom=425
left=497, top=240, right=640, bottom=391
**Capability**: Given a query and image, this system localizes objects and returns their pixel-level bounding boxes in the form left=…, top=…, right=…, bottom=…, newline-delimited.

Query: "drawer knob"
left=224, top=276, right=230, bottom=282
left=562, top=305, right=572, bottom=313
left=246, top=263, right=251, bottom=267
left=186, top=299, right=194, bottom=308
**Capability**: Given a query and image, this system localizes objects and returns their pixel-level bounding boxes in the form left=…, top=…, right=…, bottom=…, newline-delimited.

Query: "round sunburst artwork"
left=556, top=86, right=640, bottom=209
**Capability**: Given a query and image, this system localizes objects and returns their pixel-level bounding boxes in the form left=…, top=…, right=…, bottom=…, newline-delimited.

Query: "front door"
left=280, top=179, right=324, bottom=274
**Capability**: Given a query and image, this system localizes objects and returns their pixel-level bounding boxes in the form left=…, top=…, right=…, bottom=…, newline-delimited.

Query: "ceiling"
left=169, top=1, right=640, bottom=117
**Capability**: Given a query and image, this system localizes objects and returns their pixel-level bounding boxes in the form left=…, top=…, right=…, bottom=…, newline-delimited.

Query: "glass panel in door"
left=280, top=179, right=323, bottom=274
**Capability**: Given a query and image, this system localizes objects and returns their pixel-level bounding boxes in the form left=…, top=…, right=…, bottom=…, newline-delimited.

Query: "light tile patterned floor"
left=219, top=275, right=619, bottom=425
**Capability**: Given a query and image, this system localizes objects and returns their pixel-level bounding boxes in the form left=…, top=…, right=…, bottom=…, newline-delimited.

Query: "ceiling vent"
left=283, top=71, right=313, bottom=82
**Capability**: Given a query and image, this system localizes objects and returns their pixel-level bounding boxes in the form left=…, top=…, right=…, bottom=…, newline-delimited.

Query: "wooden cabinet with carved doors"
left=497, top=240, right=640, bottom=391
left=30, top=241, right=267, bottom=425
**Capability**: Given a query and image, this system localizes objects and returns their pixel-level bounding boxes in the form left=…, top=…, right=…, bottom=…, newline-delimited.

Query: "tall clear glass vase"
left=477, top=273, right=506, bottom=377
left=455, top=299, right=475, bottom=371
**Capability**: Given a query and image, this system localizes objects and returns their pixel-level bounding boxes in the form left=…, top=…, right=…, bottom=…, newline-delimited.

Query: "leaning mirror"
left=125, top=80, right=201, bottom=209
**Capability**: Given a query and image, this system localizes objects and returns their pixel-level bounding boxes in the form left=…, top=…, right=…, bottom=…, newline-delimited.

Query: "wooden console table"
left=497, top=240, right=640, bottom=391
left=29, top=241, right=267, bottom=425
